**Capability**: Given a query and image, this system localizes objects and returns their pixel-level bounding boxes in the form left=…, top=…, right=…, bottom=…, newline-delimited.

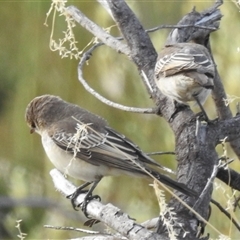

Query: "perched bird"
left=25, top=95, right=196, bottom=213
left=155, top=42, right=215, bottom=119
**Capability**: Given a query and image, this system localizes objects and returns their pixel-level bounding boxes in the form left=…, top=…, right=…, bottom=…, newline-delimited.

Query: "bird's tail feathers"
left=150, top=170, right=197, bottom=197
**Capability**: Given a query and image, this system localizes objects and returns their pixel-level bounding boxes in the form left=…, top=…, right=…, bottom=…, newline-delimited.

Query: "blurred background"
left=0, top=0, right=240, bottom=239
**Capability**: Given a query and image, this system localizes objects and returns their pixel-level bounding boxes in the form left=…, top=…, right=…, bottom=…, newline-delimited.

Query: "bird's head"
left=25, top=95, right=63, bottom=134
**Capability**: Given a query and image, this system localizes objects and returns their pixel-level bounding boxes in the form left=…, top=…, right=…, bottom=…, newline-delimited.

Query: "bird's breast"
left=156, top=74, right=209, bottom=104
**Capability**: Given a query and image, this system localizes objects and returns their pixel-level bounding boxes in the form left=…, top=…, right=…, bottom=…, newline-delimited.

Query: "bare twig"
left=211, top=199, right=240, bottom=232
left=233, top=195, right=240, bottom=212
left=193, top=158, right=234, bottom=211
left=44, top=225, right=100, bottom=234
left=44, top=225, right=127, bottom=240
left=77, top=46, right=155, bottom=114
left=146, top=24, right=217, bottom=34
left=16, top=220, right=27, bottom=240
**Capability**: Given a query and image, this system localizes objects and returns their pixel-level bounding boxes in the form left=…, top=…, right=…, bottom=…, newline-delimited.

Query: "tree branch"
left=217, top=167, right=240, bottom=191
left=50, top=169, right=165, bottom=240
left=66, top=5, right=130, bottom=56
left=211, top=115, right=240, bottom=144
left=66, top=4, right=159, bottom=113
left=106, top=0, right=160, bottom=100
left=44, top=225, right=125, bottom=240
left=154, top=2, right=224, bottom=237
left=85, top=1, right=224, bottom=238
left=77, top=43, right=155, bottom=114
left=211, top=198, right=240, bottom=232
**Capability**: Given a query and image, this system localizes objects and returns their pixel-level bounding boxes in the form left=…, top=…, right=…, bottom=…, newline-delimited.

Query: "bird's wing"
left=49, top=117, right=196, bottom=197
left=155, top=45, right=214, bottom=78
left=49, top=118, right=151, bottom=175
left=105, top=127, right=172, bottom=171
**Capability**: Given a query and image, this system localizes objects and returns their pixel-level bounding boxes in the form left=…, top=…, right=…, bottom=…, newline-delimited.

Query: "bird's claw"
left=68, top=192, right=101, bottom=224
left=80, top=194, right=101, bottom=218
left=193, top=112, right=218, bottom=124
left=67, top=189, right=88, bottom=211
left=67, top=190, right=101, bottom=217
left=169, top=102, right=189, bottom=122
left=195, top=111, right=210, bottom=123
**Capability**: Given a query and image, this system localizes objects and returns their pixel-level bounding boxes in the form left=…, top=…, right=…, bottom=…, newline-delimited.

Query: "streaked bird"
left=155, top=43, right=215, bottom=119
left=25, top=95, right=196, bottom=213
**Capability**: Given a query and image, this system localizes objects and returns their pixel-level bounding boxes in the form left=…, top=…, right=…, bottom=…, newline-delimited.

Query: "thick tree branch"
left=106, top=0, right=161, bottom=100
left=211, top=71, right=240, bottom=157
left=103, top=1, right=226, bottom=239
left=106, top=0, right=157, bottom=68
left=154, top=2, right=224, bottom=237
left=50, top=169, right=165, bottom=240
left=211, top=115, right=240, bottom=144
left=66, top=6, right=130, bottom=56
left=217, top=167, right=240, bottom=191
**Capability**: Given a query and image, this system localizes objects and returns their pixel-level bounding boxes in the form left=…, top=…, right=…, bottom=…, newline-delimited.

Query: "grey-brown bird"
left=25, top=95, right=196, bottom=213
left=155, top=43, right=215, bottom=119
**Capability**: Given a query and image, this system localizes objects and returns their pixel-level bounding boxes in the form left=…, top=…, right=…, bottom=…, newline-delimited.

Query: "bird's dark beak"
left=30, top=128, right=35, bottom=134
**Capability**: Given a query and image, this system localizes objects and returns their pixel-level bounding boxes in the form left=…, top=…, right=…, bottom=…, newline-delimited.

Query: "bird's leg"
left=67, top=181, right=92, bottom=210
left=80, top=180, right=101, bottom=217
left=193, top=95, right=210, bottom=123
left=67, top=180, right=101, bottom=217
left=67, top=179, right=101, bottom=218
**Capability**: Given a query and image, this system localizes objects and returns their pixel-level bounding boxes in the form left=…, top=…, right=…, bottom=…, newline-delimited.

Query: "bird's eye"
left=29, top=121, right=36, bottom=134
left=31, top=122, right=36, bottom=129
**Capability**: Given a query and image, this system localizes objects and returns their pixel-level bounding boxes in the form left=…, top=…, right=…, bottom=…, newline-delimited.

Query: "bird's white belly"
left=156, top=74, right=203, bottom=104
left=41, top=132, right=115, bottom=182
